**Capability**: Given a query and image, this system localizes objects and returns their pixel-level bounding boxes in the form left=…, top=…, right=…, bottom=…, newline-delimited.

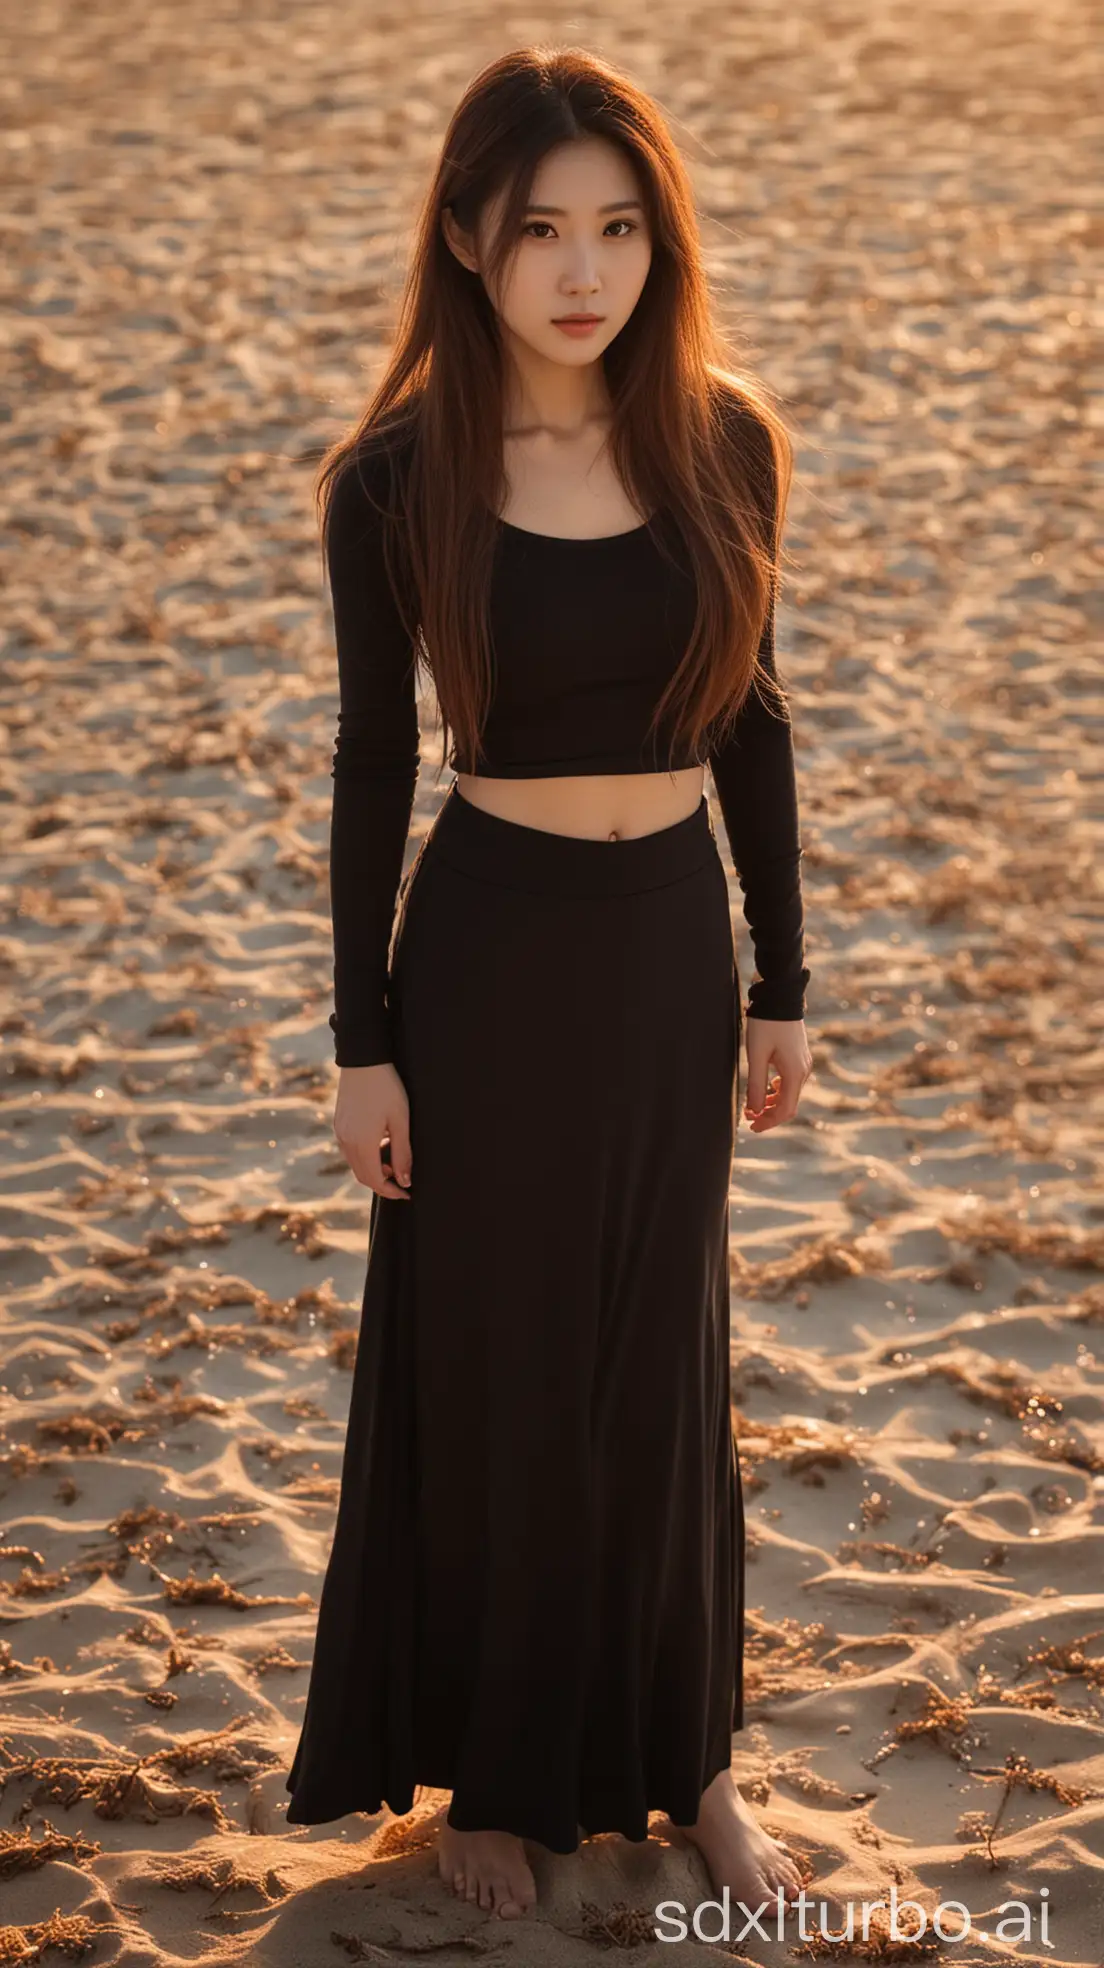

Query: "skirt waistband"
left=425, top=784, right=720, bottom=898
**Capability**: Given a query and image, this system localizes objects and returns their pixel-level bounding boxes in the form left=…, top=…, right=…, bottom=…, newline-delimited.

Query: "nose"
left=562, top=258, right=601, bottom=296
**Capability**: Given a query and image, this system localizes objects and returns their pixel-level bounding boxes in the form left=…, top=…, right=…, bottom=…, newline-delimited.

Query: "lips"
left=553, top=315, right=603, bottom=324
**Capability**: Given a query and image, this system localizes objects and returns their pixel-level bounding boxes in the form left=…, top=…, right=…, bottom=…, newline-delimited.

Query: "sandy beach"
left=1, top=0, right=1102, bottom=1961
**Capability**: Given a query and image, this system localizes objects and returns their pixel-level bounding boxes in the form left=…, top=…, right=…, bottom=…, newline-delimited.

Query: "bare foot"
left=673, top=1769, right=802, bottom=1910
left=437, top=1822, right=537, bottom=1919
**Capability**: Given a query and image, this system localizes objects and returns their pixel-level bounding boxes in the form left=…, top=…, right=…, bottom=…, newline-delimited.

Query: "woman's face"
left=446, top=136, right=653, bottom=369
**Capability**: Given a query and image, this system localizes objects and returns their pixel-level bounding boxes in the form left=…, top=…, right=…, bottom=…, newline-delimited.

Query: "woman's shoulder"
left=706, top=373, right=775, bottom=476
left=327, top=410, right=421, bottom=539
left=342, top=409, right=419, bottom=488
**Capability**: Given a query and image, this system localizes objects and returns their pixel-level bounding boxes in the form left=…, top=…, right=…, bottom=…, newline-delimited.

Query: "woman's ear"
left=441, top=205, right=479, bottom=273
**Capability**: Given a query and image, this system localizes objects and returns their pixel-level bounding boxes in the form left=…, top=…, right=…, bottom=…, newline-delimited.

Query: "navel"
left=608, top=829, right=620, bottom=841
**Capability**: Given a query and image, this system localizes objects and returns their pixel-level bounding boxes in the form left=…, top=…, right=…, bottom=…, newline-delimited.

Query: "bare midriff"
left=453, top=766, right=706, bottom=841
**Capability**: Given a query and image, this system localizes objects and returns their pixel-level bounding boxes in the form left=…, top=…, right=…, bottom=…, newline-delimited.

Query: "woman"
left=286, top=44, right=813, bottom=1925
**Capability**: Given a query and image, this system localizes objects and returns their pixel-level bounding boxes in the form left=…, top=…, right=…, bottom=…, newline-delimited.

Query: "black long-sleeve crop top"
left=325, top=404, right=811, bottom=1068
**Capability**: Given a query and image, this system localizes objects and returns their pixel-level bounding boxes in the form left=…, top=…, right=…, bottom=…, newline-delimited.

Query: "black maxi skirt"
left=286, top=785, right=746, bottom=1855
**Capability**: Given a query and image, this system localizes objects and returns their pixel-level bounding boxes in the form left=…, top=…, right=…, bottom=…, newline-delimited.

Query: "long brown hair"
left=315, top=43, right=796, bottom=778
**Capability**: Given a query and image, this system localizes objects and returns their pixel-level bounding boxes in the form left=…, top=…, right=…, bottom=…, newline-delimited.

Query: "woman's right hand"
left=334, top=1062, right=413, bottom=1199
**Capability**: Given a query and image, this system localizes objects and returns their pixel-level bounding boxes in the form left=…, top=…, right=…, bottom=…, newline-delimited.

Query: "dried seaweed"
left=791, top=1909, right=941, bottom=1959
left=331, top=1934, right=504, bottom=1960
left=580, top=1900, right=658, bottom=1948
left=154, top=1567, right=313, bottom=1610
left=0, top=1916, right=118, bottom=1965
left=0, top=1822, right=101, bottom=1881
left=869, top=1687, right=974, bottom=1769
left=152, top=1855, right=287, bottom=1900
left=0, top=1719, right=280, bottom=1829
left=836, top=1540, right=938, bottom=1571
left=250, top=1644, right=308, bottom=1675
left=957, top=1750, right=1097, bottom=1867
left=731, top=1234, right=879, bottom=1300
left=1022, top=1631, right=1104, bottom=1689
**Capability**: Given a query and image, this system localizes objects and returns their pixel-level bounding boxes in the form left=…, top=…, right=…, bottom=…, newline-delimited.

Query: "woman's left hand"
left=743, top=1018, right=813, bottom=1132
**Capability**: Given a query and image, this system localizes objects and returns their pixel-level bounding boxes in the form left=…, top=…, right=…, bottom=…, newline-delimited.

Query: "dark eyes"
left=522, top=219, right=639, bottom=240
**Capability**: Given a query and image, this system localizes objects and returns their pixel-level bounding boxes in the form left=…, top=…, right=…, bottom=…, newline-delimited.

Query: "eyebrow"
left=522, top=200, right=644, bottom=216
